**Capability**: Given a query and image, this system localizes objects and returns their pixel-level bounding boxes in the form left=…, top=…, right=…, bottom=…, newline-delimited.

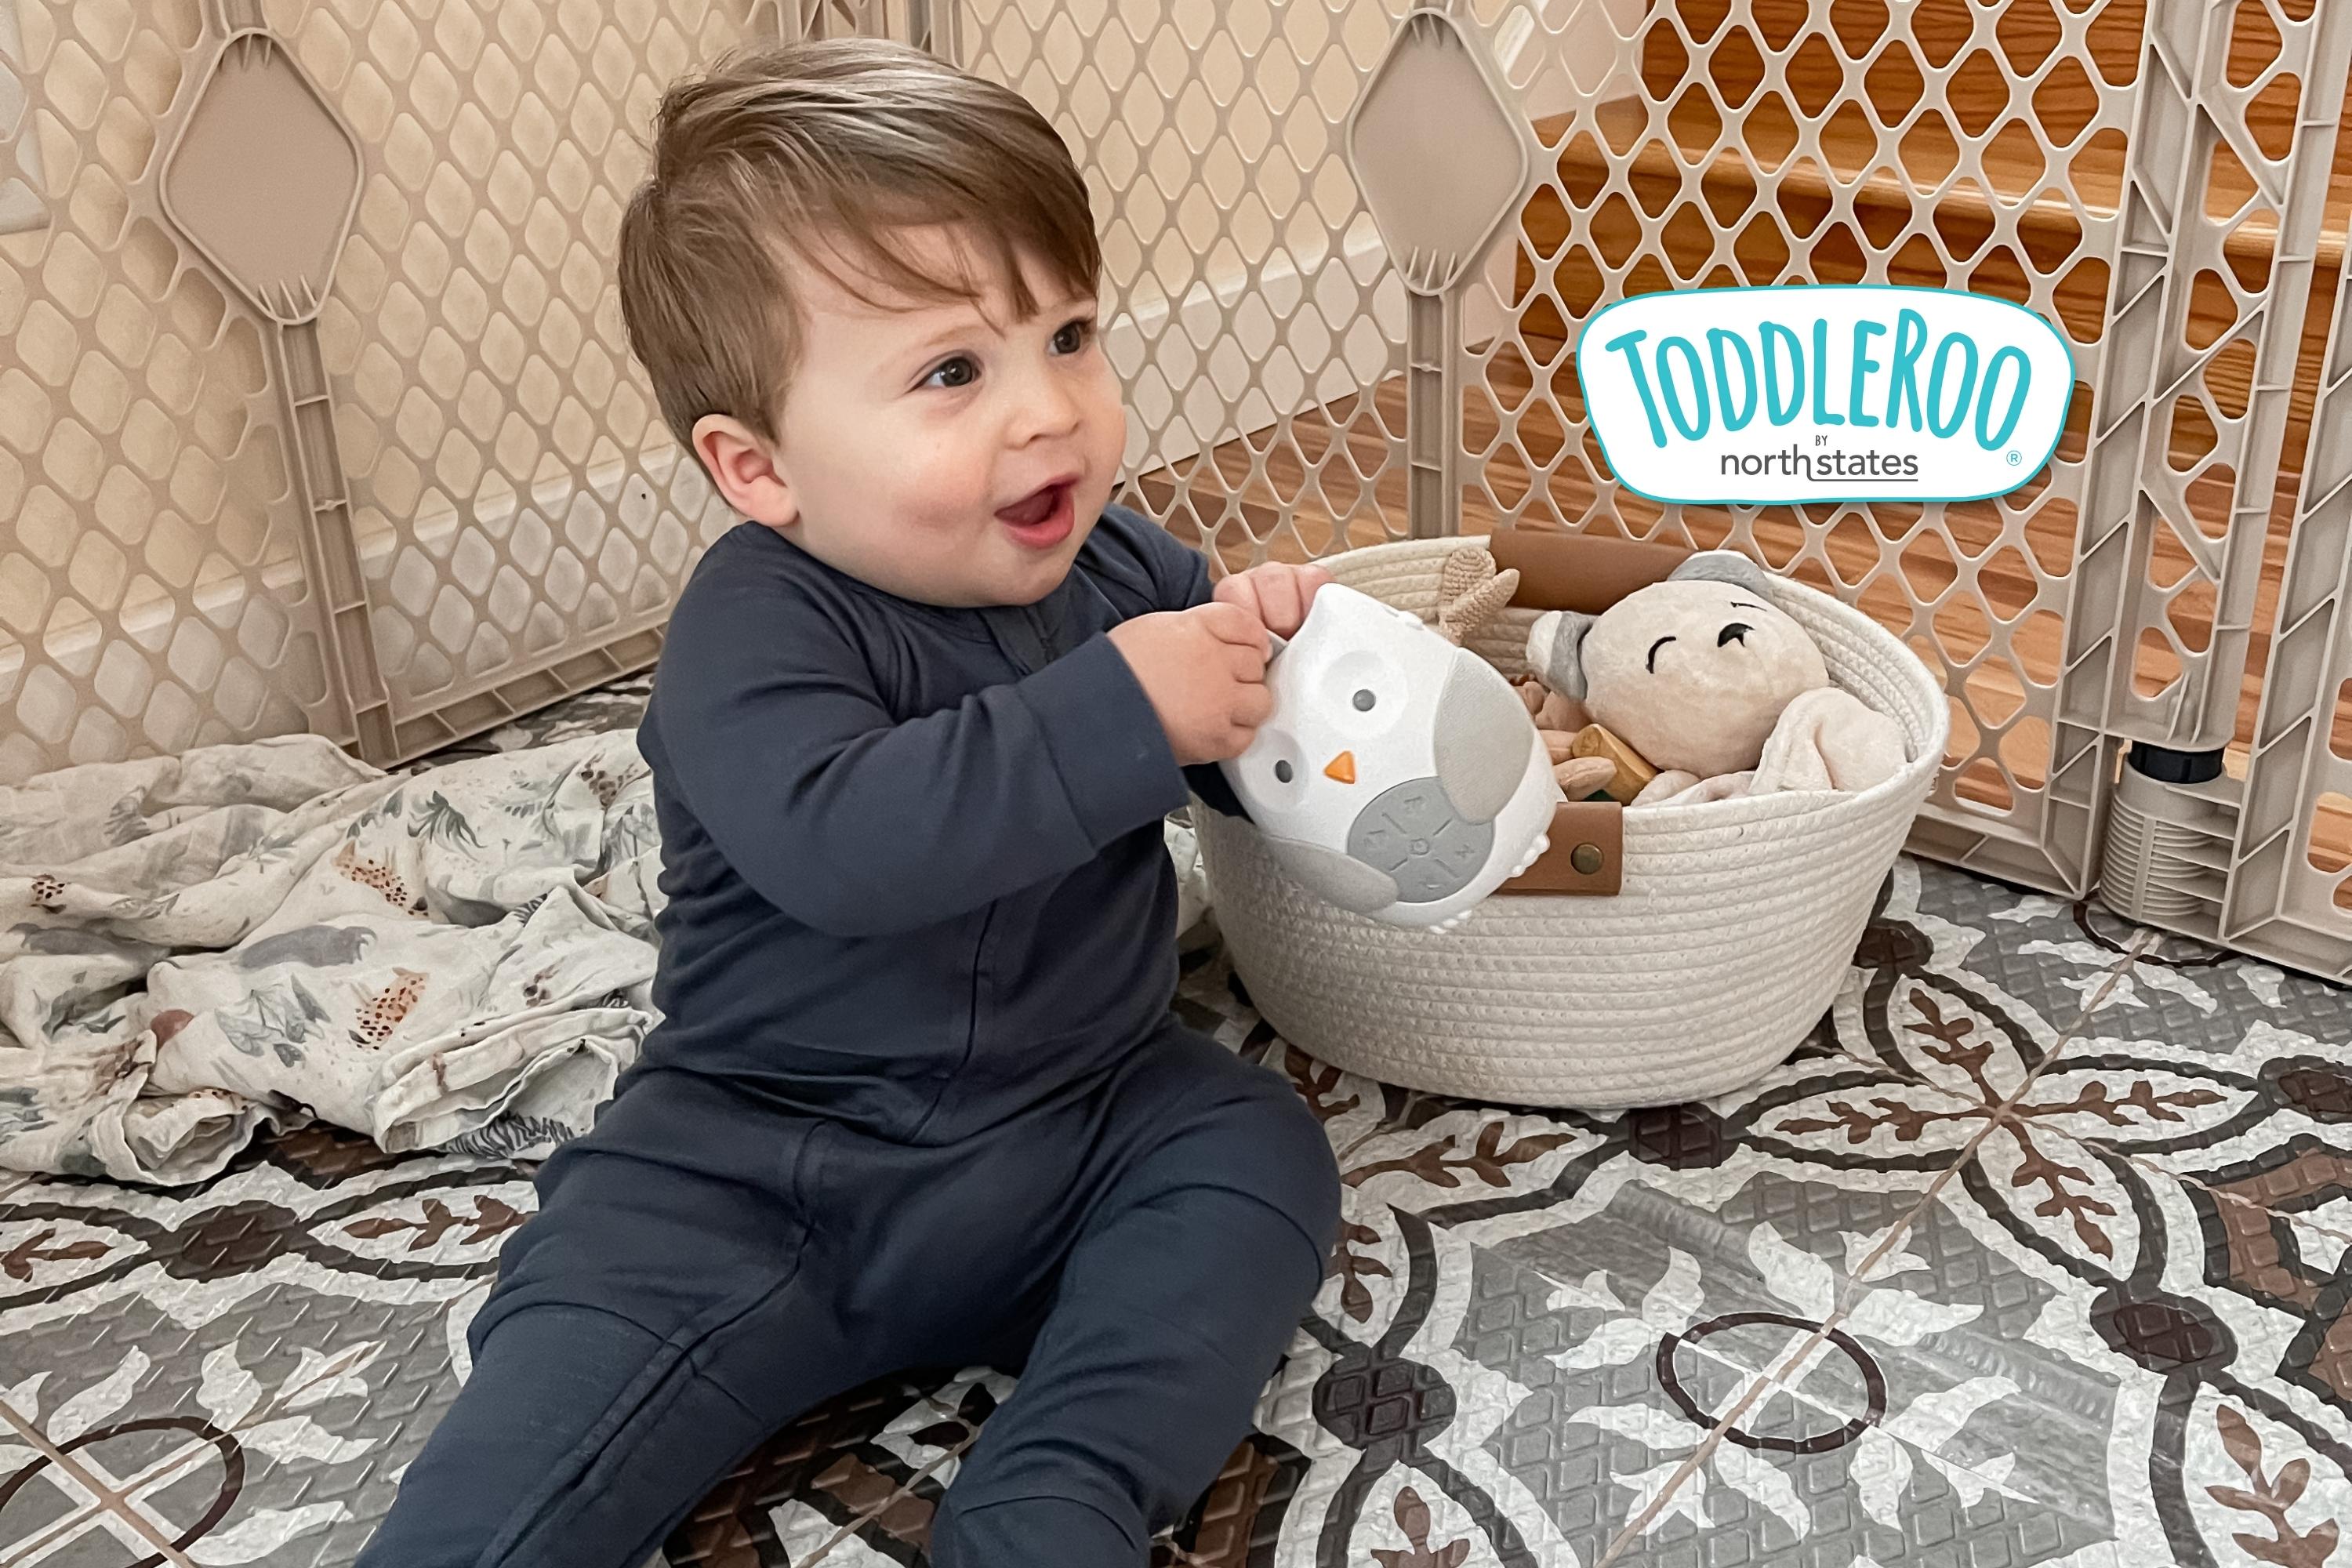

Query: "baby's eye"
left=924, top=357, right=979, bottom=390
left=1051, top=319, right=1094, bottom=355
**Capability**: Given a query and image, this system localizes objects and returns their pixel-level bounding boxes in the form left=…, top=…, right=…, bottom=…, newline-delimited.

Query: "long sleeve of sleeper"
left=655, top=574, right=1192, bottom=939
left=1103, top=514, right=1250, bottom=821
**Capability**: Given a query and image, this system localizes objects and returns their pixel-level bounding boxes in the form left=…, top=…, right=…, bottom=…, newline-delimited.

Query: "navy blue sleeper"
left=357, top=507, right=1341, bottom=1568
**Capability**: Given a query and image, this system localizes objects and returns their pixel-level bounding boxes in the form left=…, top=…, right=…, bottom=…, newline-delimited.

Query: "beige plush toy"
left=1523, top=551, right=1907, bottom=806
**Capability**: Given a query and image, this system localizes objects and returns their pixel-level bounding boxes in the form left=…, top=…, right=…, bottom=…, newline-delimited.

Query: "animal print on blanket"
left=0, top=733, right=663, bottom=1184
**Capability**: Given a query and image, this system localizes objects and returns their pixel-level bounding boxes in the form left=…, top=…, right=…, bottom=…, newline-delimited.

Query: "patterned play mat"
left=4, top=675, right=2350, bottom=1568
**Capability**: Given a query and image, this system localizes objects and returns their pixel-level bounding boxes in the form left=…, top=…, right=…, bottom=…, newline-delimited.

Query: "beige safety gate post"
left=2221, top=246, right=2352, bottom=976
left=154, top=0, right=394, bottom=763
left=1345, top=6, right=1535, bottom=542
left=792, top=2, right=887, bottom=38
left=2082, top=0, right=2352, bottom=953
left=777, top=1, right=957, bottom=64
left=905, top=0, right=959, bottom=62
left=2071, top=0, right=2352, bottom=756
left=2107, top=210, right=2352, bottom=975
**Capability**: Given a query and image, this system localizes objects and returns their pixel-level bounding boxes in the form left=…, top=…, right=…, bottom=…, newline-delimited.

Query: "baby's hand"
left=1109, top=603, right=1272, bottom=765
left=1213, top=562, right=1334, bottom=640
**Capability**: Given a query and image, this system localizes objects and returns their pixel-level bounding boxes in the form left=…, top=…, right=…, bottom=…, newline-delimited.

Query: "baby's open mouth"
left=996, top=480, right=1078, bottom=548
left=996, top=482, right=1069, bottom=528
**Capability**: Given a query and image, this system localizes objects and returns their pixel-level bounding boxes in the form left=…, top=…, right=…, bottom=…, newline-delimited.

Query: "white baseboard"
left=1106, top=227, right=1399, bottom=474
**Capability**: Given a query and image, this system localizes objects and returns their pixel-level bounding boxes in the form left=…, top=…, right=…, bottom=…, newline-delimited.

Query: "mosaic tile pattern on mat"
left=1894, top=1119, right=2352, bottom=1568
left=2037, top=924, right=2352, bottom=1244
left=6, top=675, right=2350, bottom=1568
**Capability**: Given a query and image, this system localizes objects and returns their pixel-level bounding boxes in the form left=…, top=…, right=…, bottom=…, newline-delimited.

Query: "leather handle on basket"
left=1482, top=531, right=1658, bottom=896
left=1498, top=800, right=1623, bottom=896
left=1489, top=529, right=1689, bottom=614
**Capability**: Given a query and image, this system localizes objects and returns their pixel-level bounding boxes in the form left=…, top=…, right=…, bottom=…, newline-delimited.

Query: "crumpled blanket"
left=1633, top=687, right=1910, bottom=807
left=0, top=731, right=665, bottom=1185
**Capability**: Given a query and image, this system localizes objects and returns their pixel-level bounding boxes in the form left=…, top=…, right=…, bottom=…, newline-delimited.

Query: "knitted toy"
left=1523, top=551, right=1907, bottom=806
left=1435, top=549, right=1615, bottom=801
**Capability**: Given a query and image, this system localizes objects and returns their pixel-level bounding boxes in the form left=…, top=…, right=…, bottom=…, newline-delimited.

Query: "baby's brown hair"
left=617, top=39, right=1102, bottom=449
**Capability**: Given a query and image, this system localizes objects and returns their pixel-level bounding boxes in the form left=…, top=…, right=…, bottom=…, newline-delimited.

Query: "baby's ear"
left=1670, top=550, right=1773, bottom=595
left=1526, top=610, right=1598, bottom=700
left=692, top=414, right=798, bottom=529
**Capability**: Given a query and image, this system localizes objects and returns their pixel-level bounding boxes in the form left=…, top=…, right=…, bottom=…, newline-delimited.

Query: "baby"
left=357, top=37, right=1341, bottom=1568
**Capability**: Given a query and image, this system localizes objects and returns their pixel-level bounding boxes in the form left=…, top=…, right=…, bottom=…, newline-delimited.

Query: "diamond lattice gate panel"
left=1473, top=0, right=2348, bottom=902
left=1460, top=0, right=2155, bottom=895
left=965, top=0, right=2352, bottom=909
left=270, top=0, right=771, bottom=761
left=9, top=0, right=2352, bottom=968
left=0, top=0, right=773, bottom=779
left=1, top=2, right=325, bottom=781
left=960, top=0, right=1418, bottom=566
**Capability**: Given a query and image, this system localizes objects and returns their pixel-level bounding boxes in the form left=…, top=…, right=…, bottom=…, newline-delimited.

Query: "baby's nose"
left=1013, top=377, right=1083, bottom=443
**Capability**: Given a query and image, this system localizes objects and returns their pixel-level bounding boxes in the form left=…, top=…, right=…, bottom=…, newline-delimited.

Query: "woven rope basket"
left=1196, top=537, right=1949, bottom=1109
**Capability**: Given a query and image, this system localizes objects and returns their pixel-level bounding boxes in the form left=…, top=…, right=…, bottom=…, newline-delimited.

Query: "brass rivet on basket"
left=1571, top=843, right=1604, bottom=875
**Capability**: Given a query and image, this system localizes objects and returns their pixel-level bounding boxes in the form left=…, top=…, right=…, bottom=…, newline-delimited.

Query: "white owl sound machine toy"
left=1219, top=585, right=1560, bottom=931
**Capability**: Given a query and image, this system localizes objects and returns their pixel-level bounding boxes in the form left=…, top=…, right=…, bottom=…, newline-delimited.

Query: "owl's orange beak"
left=1323, top=751, right=1356, bottom=784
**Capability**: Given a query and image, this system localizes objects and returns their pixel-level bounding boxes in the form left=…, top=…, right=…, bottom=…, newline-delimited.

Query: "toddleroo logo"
left=1577, top=285, right=2074, bottom=505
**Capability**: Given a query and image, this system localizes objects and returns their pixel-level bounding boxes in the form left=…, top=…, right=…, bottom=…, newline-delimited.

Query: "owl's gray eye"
left=1352, top=689, right=1376, bottom=712
left=1274, top=760, right=1294, bottom=782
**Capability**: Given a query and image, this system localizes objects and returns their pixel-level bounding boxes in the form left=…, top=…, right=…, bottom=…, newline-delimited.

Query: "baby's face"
left=767, top=229, right=1127, bottom=608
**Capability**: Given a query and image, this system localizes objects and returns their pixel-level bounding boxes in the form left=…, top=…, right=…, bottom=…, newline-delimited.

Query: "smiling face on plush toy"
left=1528, top=552, right=1830, bottom=780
